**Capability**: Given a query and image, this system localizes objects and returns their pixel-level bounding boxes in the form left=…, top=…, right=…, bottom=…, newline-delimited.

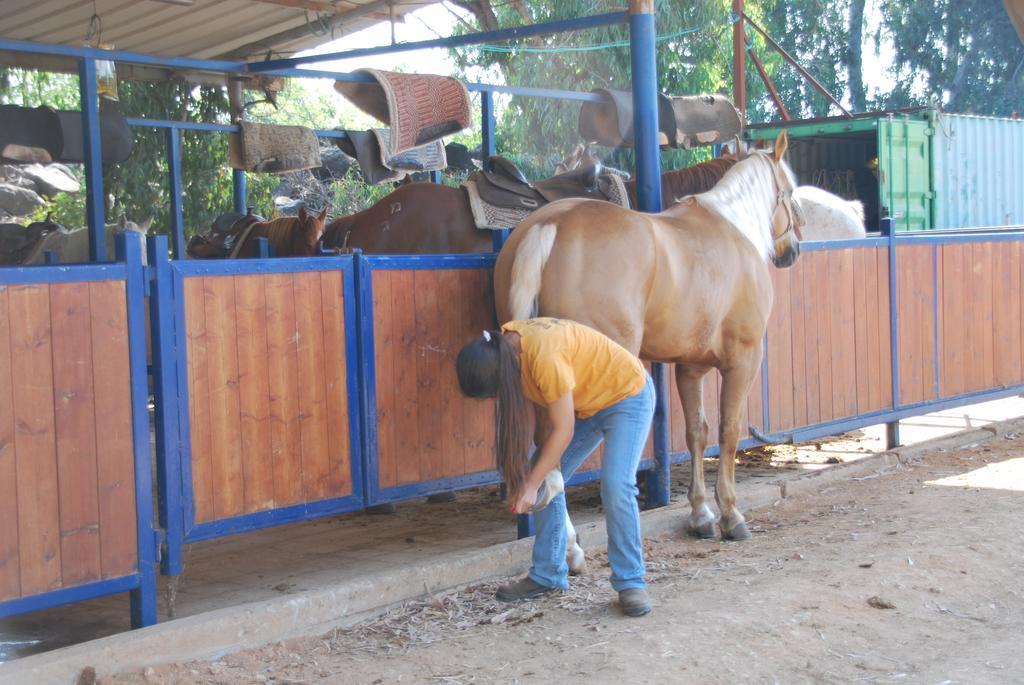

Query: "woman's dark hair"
left=456, top=331, right=531, bottom=498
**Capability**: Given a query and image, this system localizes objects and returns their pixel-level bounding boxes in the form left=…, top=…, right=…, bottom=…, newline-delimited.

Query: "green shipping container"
left=749, top=109, right=1024, bottom=231
left=746, top=110, right=936, bottom=231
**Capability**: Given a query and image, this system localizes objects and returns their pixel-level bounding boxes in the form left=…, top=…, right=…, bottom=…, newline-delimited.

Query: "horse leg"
left=532, top=404, right=586, bottom=574
left=565, top=513, right=587, bottom=575
left=715, top=359, right=760, bottom=541
left=677, top=364, right=716, bottom=539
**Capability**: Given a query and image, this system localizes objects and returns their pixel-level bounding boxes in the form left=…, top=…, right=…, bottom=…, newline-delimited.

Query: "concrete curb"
left=3, top=418, right=1019, bottom=685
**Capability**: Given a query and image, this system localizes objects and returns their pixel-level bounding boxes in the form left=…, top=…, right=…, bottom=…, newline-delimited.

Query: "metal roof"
left=0, top=0, right=439, bottom=63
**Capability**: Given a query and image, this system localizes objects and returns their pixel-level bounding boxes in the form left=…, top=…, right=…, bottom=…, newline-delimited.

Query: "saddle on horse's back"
left=186, top=210, right=265, bottom=259
left=463, top=156, right=629, bottom=230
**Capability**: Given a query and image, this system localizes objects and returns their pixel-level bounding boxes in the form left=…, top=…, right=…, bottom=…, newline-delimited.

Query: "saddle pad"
left=371, top=129, right=447, bottom=172
left=229, top=121, right=321, bottom=174
left=669, top=95, right=743, bottom=149
left=578, top=89, right=676, bottom=148
left=334, top=70, right=471, bottom=155
left=337, top=130, right=403, bottom=184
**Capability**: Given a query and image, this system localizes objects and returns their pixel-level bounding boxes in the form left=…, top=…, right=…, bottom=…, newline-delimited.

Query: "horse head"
left=758, top=131, right=804, bottom=268
left=294, top=205, right=329, bottom=256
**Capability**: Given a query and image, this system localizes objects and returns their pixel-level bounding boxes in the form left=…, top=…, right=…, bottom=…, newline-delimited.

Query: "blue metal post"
left=882, top=216, right=901, bottom=448
left=629, top=2, right=668, bottom=508
left=79, top=58, right=106, bottom=262
left=148, top=236, right=184, bottom=576
left=44, top=250, right=59, bottom=264
left=430, top=170, right=443, bottom=184
left=481, top=91, right=510, bottom=253
left=233, top=169, right=247, bottom=215
left=166, top=127, right=186, bottom=259
left=255, top=236, right=270, bottom=258
left=117, top=233, right=158, bottom=627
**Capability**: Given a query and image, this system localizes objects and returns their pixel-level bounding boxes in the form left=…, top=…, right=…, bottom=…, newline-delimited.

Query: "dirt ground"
left=109, top=434, right=1024, bottom=685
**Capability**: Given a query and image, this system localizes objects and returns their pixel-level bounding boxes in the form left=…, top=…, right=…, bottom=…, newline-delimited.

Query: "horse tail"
left=508, top=221, right=558, bottom=320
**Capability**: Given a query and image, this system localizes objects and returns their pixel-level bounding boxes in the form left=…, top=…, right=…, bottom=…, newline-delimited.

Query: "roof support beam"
left=244, top=10, right=629, bottom=72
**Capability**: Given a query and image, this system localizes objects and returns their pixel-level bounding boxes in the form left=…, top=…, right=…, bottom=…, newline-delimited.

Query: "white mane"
left=689, top=152, right=787, bottom=261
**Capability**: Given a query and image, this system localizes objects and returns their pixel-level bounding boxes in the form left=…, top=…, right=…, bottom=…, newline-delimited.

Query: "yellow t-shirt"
left=501, top=318, right=646, bottom=418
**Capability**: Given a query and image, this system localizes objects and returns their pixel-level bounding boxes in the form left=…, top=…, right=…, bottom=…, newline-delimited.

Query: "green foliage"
left=448, top=0, right=766, bottom=171
left=874, top=0, right=1023, bottom=115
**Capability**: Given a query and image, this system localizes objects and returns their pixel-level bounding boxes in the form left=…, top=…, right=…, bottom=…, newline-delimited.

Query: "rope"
left=474, top=14, right=731, bottom=55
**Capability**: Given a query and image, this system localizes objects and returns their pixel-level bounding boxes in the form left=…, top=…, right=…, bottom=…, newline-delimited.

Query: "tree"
left=448, top=0, right=763, bottom=175
left=874, top=0, right=1024, bottom=115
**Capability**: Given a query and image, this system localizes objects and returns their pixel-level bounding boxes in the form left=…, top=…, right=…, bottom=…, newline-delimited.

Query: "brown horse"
left=187, top=206, right=328, bottom=259
left=322, top=155, right=736, bottom=255
left=494, top=131, right=802, bottom=543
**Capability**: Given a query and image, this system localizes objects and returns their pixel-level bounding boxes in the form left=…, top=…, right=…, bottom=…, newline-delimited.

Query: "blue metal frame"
left=116, top=233, right=160, bottom=627
left=882, top=218, right=901, bottom=447
left=246, top=12, right=630, bottom=72
left=0, top=239, right=157, bottom=626
left=147, top=237, right=185, bottom=576
left=628, top=6, right=672, bottom=510
left=153, top=255, right=365, bottom=569
left=357, top=253, right=504, bottom=505
left=79, top=58, right=106, bottom=262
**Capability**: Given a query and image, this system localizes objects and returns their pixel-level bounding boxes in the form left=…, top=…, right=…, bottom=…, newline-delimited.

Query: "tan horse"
left=494, top=131, right=802, bottom=542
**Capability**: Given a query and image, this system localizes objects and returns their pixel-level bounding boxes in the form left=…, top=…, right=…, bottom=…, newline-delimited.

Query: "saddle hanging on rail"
left=577, top=89, right=743, bottom=149
left=0, top=97, right=133, bottom=164
left=668, top=95, right=743, bottom=149
left=334, top=69, right=472, bottom=155
left=228, top=121, right=321, bottom=174
left=578, top=88, right=677, bottom=148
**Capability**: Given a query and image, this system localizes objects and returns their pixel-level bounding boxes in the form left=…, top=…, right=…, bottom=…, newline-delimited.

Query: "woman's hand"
left=510, top=483, right=539, bottom=514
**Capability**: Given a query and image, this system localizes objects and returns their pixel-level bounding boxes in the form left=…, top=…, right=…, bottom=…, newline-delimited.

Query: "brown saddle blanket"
left=186, top=211, right=265, bottom=259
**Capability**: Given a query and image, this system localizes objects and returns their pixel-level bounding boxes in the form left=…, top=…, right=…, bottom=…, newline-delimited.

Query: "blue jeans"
left=528, top=374, right=655, bottom=592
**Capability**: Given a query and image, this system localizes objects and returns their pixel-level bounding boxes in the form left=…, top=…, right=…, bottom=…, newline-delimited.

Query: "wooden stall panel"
left=185, top=272, right=355, bottom=524
left=50, top=283, right=102, bottom=587
left=939, top=241, right=1022, bottom=399
left=0, top=280, right=137, bottom=603
left=88, top=282, right=138, bottom=580
left=763, top=247, right=889, bottom=432
left=896, top=244, right=937, bottom=406
left=0, top=288, right=19, bottom=601
left=9, top=284, right=61, bottom=597
left=372, top=268, right=497, bottom=490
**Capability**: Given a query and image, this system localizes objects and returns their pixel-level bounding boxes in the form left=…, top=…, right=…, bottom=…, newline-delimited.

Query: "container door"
left=877, top=118, right=934, bottom=230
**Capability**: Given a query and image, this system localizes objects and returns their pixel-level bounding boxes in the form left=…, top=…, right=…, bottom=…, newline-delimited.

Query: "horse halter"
left=770, top=166, right=801, bottom=244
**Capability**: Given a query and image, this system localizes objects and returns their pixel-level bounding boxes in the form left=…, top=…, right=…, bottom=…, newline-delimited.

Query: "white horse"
left=792, top=185, right=865, bottom=240
left=21, top=215, right=151, bottom=264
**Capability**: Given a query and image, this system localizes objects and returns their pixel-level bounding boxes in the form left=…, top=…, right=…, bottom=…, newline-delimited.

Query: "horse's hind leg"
left=715, top=358, right=761, bottom=541
left=677, top=364, right=716, bottom=538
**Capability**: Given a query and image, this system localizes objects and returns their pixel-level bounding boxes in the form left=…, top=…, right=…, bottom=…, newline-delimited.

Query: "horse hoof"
left=567, top=545, right=587, bottom=575
left=687, top=520, right=717, bottom=539
left=721, top=521, right=752, bottom=541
